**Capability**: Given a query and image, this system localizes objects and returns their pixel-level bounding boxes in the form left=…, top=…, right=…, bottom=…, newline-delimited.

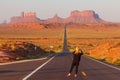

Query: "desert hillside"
left=0, top=41, right=46, bottom=63
left=89, top=42, right=120, bottom=65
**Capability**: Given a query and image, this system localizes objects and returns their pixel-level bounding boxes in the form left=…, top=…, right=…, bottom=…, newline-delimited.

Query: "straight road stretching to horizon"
left=0, top=25, right=120, bottom=80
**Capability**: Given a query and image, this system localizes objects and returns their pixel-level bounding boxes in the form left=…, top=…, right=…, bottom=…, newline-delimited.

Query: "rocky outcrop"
left=10, top=12, right=41, bottom=23
left=10, top=10, right=104, bottom=23
left=47, top=14, right=63, bottom=23
left=65, top=10, right=103, bottom=23
left=47, top=10, right=104, bottom=23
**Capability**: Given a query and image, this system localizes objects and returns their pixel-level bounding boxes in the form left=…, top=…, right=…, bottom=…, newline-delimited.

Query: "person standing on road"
left=67, top=47, right=83, bottom=78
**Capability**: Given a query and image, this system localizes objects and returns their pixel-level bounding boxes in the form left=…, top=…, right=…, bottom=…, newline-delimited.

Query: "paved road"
left=80, top=56, right=120, bottom=80
left=21, top=53, right=119, bottom=80
left=0, top=58, right=49, bottom=80
left=62, top=25, right=69, bottom=52
left=0, top=53, right=120, bottom=80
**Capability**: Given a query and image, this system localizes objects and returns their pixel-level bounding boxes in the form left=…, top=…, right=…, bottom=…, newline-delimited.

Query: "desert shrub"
left=10, top=44, right=16, bottom=51
left=88, top=43, right=94, bottom=47
left=16, top=57, right=24, bottom=60
left=58, top=45, right=62, bottom=48
left=0, top=43, right=7, bottom=49
left=0, top=43, right=2, bottom=48
left=113, top=59, right=120, bottom=66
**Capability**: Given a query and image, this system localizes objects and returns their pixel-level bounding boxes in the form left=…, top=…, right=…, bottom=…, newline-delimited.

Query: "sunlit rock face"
left=65, top=10, right=103, bottom=23
left=47, top=10, right=104, bottom=23
left=10, top=10, right=105, bottom=23
left=47, top=14, right=63, bottom=23
left=10, top=12, right=40, bottom=23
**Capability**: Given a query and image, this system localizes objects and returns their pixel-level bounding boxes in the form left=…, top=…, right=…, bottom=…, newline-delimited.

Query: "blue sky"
left=0, top=0, right=120, bottom=23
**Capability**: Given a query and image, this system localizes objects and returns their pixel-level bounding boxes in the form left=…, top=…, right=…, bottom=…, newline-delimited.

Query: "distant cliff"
left=10, top=10, right=105, bottom=23
left=47, top=10, right=104, bottom=23
left=10, top=12, right=41, bottom=23
left=47, top=14, right=63, bottom=23
left=65, top=10, right=104, bottom=23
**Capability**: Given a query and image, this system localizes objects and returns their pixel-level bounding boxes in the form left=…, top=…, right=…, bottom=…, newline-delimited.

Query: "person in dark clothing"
left=67, top=47, right=83, bottom=78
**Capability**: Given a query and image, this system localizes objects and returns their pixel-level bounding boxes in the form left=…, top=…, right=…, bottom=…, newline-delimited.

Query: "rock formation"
left=47, top=10, right=104, bottom=23
left=10, top=10, right=104, bottom=23
left=65, top=10, right=103, bottom=23
left=47, top=14, right=63, bottom=23
left=10, top=12, right=40, bottom=23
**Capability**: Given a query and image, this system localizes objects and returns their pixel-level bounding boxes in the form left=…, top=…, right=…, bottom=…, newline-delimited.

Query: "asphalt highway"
left=23, top=53, right=120, bottom=80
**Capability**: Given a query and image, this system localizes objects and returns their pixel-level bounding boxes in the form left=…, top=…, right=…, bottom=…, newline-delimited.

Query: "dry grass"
left=0, top=28, right=64, bottom=38
left=67, top=28, right=120, bottom=39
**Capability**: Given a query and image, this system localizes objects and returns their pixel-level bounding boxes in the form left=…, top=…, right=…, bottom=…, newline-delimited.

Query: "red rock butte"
left=48, top=10, right=104, bottom=23
left=10, top=10, right=105, bottom=23
left=10, top=11, right=40, bottom=23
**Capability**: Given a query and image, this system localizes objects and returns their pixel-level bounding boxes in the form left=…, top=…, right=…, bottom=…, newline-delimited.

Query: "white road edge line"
left=0, top=57, right=47, bottom=66
left=87, top=57, right=120, bottom=71
left=22, top=56, right=55, bottom=80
